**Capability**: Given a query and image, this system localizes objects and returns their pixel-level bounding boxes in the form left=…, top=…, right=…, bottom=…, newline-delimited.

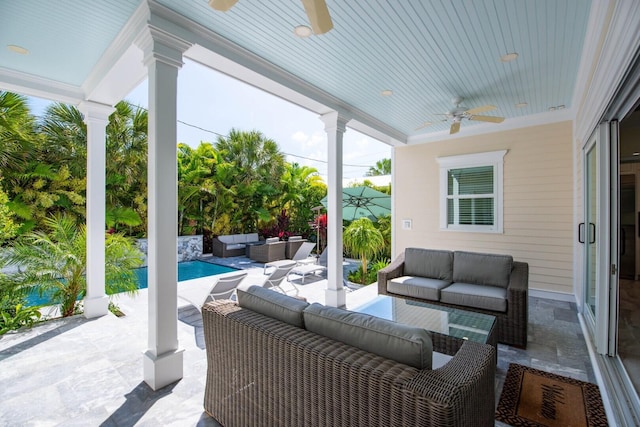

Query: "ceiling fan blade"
left=450, top=122, right=461, bottom=134
left=465, top=105, right=496, bottom=115
left=415, top=122, right=433, bottom=130
left=470, top=115, right=505, bottom=123
left=208, top=0, right=238, bottom=11
left=301, top=0, right=333, bottom=34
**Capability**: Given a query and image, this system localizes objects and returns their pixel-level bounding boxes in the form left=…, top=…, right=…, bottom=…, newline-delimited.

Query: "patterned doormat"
left=496, top=363, right=608, bottom=426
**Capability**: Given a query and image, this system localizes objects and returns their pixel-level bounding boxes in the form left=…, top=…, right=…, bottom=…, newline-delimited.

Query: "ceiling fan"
left=416, top=97, right=505, bottom=135
left=208, top=0, right=333, bottom=35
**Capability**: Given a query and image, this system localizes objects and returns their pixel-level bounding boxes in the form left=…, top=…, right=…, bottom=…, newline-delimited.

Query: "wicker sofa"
left=202, top=286, right=496, bottom=427
left=211, top=233, right=260, bottom=257
left=378, top=248, right=529, bottom=348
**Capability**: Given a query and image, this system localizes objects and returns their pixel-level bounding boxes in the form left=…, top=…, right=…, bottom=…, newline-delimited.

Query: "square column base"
left=83, top=295, right=109, bottom=319
left=325, top=288, right=347, bottom=308
left=143, top=349, right=184, bottom=391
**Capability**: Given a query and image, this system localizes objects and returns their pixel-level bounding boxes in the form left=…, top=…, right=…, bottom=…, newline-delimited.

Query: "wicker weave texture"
left=203, top=301, right=496, bottom=427
left=248, top=241, right=286, bottom=263
left=378, top=252, right=529, bottom=348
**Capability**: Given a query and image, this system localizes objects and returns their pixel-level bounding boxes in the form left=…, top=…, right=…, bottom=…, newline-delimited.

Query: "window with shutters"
left=436, top=150, right=507, bottom=233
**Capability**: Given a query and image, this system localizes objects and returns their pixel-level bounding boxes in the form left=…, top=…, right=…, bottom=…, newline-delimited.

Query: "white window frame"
left=436, top=150, right=507, bottom=233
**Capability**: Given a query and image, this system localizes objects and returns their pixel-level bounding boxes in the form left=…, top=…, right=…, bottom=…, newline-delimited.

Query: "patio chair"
left=285, top=235, right=305, bottom=259
left=287, top=263, right=327, bottom=284
left=261, top=261, right=298, bottom=295
left=263, top=241, right=317, bottom=274
left=178, top=271, right=248, bottom=311
left=248, top=237, right=286, bottom=263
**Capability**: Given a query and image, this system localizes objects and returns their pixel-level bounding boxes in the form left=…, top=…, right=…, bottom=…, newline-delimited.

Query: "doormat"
left=495, top=363, right=608, bottom=427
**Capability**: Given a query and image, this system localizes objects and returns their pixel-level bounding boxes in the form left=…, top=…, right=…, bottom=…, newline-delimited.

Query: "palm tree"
left=39, top=102, right=87, bottom=179
left=0, top=91, right=37, bottom=173
left=215, top=129, right=286, bottom=232
left=7, top=214, right=143, bottom=317
left=343, top=217, right=385, bottom=284
left=366, top=158, right=391, bottom=176
left=178, top=142, right=219, bottom=235
left=280, top=163, right=326, bottom=234
left=105, top=101, right=148, bottom=235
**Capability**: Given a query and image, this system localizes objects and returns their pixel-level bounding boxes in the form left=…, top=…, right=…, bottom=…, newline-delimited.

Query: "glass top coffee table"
left=352, top=294, right=497, bottom=356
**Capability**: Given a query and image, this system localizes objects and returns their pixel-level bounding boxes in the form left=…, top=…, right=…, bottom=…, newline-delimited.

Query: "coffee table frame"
left=352, top=294, right=497, bottom=356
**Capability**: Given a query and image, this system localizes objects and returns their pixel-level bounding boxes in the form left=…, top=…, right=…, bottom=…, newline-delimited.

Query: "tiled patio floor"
left=0, top=259, right=595, bottom=426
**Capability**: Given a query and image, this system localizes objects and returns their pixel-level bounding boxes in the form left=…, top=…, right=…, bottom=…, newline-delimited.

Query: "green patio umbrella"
left=321, top=186, right=391, bottom=221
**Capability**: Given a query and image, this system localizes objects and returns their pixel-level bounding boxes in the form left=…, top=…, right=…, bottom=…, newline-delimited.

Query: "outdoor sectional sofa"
left=202, top=285, right=496, bottom=427
left=378, top=248, right=529, bottom=348
left=211, top=233, right=261, bottom=257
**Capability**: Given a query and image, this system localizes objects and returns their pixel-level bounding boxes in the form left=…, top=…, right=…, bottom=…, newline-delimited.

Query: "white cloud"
left=291, top=131, right=308, bottom=143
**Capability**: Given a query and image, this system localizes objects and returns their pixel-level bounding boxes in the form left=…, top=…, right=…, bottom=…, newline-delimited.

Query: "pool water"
left=25, top=260, right=239, bottom=307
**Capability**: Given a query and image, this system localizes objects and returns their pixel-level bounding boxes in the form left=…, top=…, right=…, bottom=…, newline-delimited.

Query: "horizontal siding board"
left=395, top=121, right=574, bottom=295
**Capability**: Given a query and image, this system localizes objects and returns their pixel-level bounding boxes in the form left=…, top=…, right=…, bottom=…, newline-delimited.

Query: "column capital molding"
left=320, top=111, right=351, bottom=134
left=78, top=101, right=115, bottom=125
left=134, top=25, right=191, bottom=69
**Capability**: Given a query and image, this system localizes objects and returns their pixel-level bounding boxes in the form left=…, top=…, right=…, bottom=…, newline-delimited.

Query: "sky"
left=28, top=59, right=391, bottom=181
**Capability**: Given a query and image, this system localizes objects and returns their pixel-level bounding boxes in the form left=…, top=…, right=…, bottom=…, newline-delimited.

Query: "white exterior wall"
left=394, top=120, right=574, bottom=295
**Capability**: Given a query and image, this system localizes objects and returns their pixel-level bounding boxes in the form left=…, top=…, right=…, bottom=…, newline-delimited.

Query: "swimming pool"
left=25, top=260, right=239, bottom=306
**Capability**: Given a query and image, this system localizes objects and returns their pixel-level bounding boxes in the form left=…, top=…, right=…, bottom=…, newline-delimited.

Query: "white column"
left=79, top=101, right=114, bottom=319
left=321, top=111, right=350, bottom=307
left=135, top=27, right=190, bottom=391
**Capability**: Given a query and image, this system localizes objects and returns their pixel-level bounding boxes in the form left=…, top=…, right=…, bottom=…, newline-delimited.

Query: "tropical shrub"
left=0, top=263, right=42, bottom=335
left=259, top=209, right=291, bottom=239
left=347, top=258, right=390, bottom=286
left=374, top=214, right=392, bottom=259
left=0, top=300, right=41, bottom=335
left=7, top=214, right=143, bottom=317
left=343, top=218, right=385, bottom=284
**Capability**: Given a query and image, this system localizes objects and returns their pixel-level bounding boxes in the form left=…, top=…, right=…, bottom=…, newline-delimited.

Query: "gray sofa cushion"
left=265, top=237, right=280, bottom=244
left=453, top=251, right=513, bottom=288
left=226, top=243, right=246, bottom=250
left=303, top=303, right=432, bottom=369
left=388, top=276, right=450, bottom=301
left=404, top=248, right=453, bottom=282
left=237, top=285, right=309, bottom=328
left=440, top=282, right=508, bottom=312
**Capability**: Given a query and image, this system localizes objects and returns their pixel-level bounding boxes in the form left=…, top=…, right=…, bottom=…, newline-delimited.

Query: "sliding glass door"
left=582, top=123, right=617, bottom=356
left=584, top=137, right=598, bottom=320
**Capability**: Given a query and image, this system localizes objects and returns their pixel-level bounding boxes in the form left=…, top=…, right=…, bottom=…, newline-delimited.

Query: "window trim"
left=436, top=150, right=507, bottom=233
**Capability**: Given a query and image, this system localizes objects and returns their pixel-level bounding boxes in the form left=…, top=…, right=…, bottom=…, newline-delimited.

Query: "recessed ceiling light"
left=515, top=102, right=528, bottom=108
left=7, top=44, right=29, bottom=55
left=381, top=89, right=393, bottom=96
left=500, top=52, right=518, bottom=62
left=294, top=25, right=312, bottom=38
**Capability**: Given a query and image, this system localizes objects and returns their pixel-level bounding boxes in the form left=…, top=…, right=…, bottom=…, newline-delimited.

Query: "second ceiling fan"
left=417, top=97, right=505, bottom=135
left=209, top=0, right=333, bottom=35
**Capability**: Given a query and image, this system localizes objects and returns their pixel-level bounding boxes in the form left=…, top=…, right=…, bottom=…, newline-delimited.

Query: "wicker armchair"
left=284, top=236, right=305, bottom=259
left=202, top=301, right=496, bottom=427
left=248, top=238, right=286, bottom=263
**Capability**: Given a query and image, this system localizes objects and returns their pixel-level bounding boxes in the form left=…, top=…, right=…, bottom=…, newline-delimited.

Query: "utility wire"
left=125, top=101, right=382, bottom=169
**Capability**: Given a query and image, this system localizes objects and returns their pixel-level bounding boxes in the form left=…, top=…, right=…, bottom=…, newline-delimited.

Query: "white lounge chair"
left=261, top=261, right=298, bottom=295
left=178, top=271, right=248, bottom=311
left=287, top=263, right=326, bottom=284
left=263, top=241, right=317, bottom=273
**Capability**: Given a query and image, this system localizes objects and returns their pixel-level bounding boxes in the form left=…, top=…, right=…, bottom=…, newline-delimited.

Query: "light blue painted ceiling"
left=0, top=0, right=140, bottom=86
left=0, top=0, right=592, bottom=140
